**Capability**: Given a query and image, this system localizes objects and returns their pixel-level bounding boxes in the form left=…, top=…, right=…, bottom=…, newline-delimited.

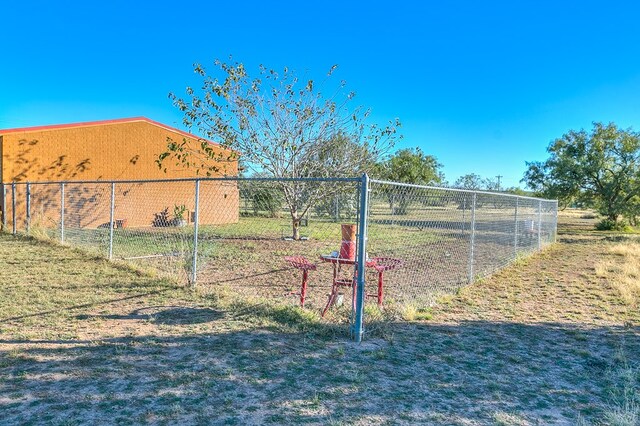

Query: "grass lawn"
left=28, top=216, right=451, bottom=305
left=1, top=211, right=639, bottom=425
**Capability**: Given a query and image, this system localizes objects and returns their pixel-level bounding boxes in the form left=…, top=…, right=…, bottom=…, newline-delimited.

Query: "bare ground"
left=1, top=212, right=639, bottom=425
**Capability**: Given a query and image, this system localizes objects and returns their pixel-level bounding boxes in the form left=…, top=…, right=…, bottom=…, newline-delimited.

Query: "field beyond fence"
left=0, top=176, right=557, bottom=339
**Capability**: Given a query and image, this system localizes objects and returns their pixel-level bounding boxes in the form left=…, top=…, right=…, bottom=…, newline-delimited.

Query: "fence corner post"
left=108, top=182, right=115, bottom=260
left=191, top=179, right=201, bottom=287
left=353, top=173, right=370, bottom=343
left=467, top=192, right=477, bottom=284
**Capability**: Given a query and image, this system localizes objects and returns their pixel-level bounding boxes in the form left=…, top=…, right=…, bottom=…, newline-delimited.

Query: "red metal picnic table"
left=283, top=256, right=317, bottom=308
left=319, top=255, right=403, bottom=317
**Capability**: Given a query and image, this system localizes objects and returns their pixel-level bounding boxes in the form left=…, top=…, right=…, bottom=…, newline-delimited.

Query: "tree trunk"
left=292, top=218, right=300, bottom=240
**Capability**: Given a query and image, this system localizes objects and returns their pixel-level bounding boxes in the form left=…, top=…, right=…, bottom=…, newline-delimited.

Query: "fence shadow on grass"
left=1, top=318, right=639, bottom=425
left=0, top=287, right=177, bottom=324
left=200, top=268, right=291, bottom=287
left=77, top=306, right=224, bottom=325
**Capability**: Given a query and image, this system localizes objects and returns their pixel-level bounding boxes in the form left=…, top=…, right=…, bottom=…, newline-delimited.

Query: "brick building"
left=0, top=117, right=239, bottom=228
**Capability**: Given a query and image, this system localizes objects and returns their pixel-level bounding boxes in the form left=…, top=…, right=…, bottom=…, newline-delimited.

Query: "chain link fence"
left=367, top=180, right=557, bottom=307
left=1, top=178, right=362, bottom=311
left=1, top=176, right=557, bottom=340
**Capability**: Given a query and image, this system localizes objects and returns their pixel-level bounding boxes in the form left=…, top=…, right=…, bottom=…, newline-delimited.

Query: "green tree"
left=624, top=194, right=640, bottom=226
left=453, top=175, right=529, bottom=195
left=239, top=178, right=283, bottom=218
left=159, top=59, right=400, bottom=239
left=523, top=122, right=640, bottom=225
left=504, top=187, right=532, bottom=197
left=454, top=173, right=485, bottom=190
left=482, top=177, right=501, bottom=191
left=375, top=148, right=443, bottom=184
left=453, top=174, right=512, bottom=208
left=373, top=148, right=444, bottom=215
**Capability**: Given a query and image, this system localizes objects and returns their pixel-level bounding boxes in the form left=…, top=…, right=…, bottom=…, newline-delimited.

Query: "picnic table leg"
left=322, top=284, right=337, bottom=317
left=301, top=269, right=309, bottom=308
left=322, top=264, right=339, bottom=317
left=377, top=270, right=384, bottom=307
left=351, top=277, right=358, bottom=312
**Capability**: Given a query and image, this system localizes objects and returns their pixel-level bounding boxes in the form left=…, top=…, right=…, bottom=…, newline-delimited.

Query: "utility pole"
left=496, top=175, right=503, bottom=191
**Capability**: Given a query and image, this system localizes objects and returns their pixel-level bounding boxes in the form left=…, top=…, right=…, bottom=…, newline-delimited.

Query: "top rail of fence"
left=369, top=178, right=558, bottom=203
left=1, top=176, right=362, bottom=186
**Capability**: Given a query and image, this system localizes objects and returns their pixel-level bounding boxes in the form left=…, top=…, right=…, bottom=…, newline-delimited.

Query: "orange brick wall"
left=1, top=120, right=239, bottom=228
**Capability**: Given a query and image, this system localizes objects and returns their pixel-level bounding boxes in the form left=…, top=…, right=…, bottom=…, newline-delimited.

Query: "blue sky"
left=2, top=1, right=639, bottom=188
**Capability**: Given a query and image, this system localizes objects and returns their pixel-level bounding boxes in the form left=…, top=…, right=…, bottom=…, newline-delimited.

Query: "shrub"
left=596, top=219, right=633, bottom=232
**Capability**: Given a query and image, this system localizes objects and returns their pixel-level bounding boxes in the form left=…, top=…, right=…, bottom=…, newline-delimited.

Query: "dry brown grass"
left=2, top=213, right=640, bottom=425
left=610, top=241, right=640, bottom=257
left=559, top=208, right=599, bottom=218
left=596, top=239, right=640, bottom=309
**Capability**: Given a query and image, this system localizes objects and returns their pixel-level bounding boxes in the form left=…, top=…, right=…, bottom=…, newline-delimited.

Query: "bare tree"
left=159, top=59, right=401, bottom=239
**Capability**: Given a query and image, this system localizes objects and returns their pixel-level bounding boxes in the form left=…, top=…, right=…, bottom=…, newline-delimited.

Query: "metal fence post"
left=537, top=199, right=542, bottom=249
left=554, top=200, right=558, bottom=243
left=60, top=183, right=65, bottom=244
left=25, top=182, right=31, bottom=235
left=514, top=196, right=519, bottom=257
left=353, top=173, right=370, bottom=343
left=11, top=183, right=16, bottom=235
left=108, top=182, right=115, bottom=259
left=191, top=179, right=201, bottom=286
left=461, top=196, right=467, bottom=234
left=391, top=193, right=395, bottom=226
left=467, top=192, right=477, bottom=284
left=1, top=184, right=5, bottom=231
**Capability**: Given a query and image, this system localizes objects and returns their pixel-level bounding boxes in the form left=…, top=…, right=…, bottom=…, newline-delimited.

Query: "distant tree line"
left=523, top=122, right=640, bottom=230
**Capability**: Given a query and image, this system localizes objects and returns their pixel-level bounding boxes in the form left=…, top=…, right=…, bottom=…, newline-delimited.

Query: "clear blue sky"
left=2, top=1, right=639, bottom=188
